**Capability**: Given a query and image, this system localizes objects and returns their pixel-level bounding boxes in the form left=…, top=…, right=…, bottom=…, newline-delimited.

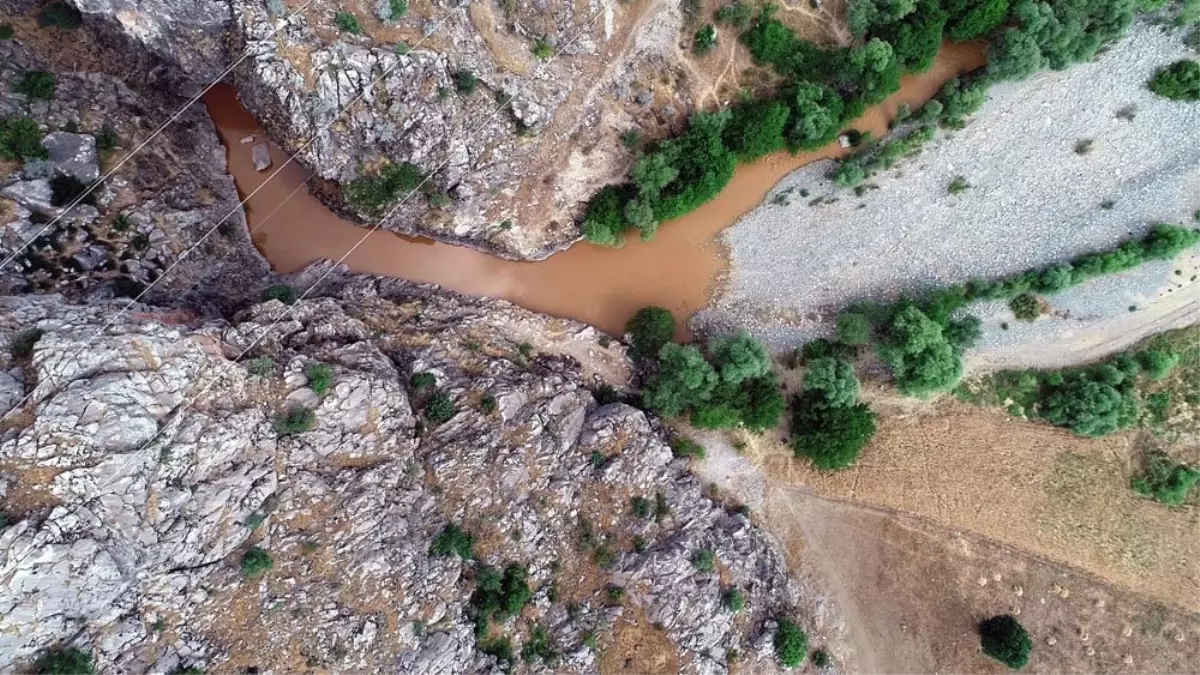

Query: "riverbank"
left=700, top=22, right=1200, bottom=363
left=204, top=42, right=984, bottom=339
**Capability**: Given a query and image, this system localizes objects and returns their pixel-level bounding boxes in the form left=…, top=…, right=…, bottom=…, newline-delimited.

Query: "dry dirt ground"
left=763, top=487, right=1200, bottom=674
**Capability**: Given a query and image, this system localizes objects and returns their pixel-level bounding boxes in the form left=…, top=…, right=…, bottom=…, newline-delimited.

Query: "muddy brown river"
left=203, top=43, right=984, bottom=338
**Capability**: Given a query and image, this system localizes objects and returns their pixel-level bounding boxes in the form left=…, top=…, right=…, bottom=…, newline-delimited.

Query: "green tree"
left=875, top=0, right=947, bottom=72
left=694, top=24, right=718, bottom=55
left=16, top=71, right=56, bottom=100
left=335, top=10, right=362, bottom=34
left=1041, top=377, right=1136, bottom=437
left=979, top=615, right=1032, bottom=669
left=241, top=546, right=274, bottom=577
left=936, top=77, right=989, bottom=126
left=430, top=522, right=475, bottom=558
left=879, top=305, right=964, bottom=397
left=1009, top=292, right=1043, bottom=321
left=1138, top=349, right=1180, bottom=380
left=581, top=185, right=629, bottom=247
left=0, top=116, right=48, bottom=160
left=774, top=617, right=809, bottom=668
left=625, top=306, right=676, bottom=359
left=836, top=39, right=901, bottom=105
left=943, top=315, right=983, bottom=351
left=788, top=81, right=846, bottom=150
left=803, top=357, right=860, bottom=408
left=709, top=331, right=772, bottom=384
left=790, top=394, right=878, bottom=470
left=644, top=344, right=719, bottom=417
left=987, top=28, right=1045, bottom=81
left=724, top=99, right=790, bottom=161
left=944, top=0, right=1009, bottom=42
left=1131, top=452, right=1200, bottom=506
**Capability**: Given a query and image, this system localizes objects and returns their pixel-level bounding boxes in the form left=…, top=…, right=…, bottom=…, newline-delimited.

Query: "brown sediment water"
left=202, top=42, right=984, bottom=339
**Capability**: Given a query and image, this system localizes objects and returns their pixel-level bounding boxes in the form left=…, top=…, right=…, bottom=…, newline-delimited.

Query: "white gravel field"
left=698, top=22, right=1200, bottom=364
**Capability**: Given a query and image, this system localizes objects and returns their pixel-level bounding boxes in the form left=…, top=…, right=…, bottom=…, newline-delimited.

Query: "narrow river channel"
left=203, top=43, right=984, bottom=338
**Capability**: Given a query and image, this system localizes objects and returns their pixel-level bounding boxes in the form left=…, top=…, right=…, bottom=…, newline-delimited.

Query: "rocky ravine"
left=0, top=276, right=807, bottom=673
left=50, top=0, right=725, bottom=259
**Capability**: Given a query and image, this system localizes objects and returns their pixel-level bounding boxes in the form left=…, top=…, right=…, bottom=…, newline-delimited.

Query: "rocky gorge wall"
left=0, top=274, right=809, bottom=673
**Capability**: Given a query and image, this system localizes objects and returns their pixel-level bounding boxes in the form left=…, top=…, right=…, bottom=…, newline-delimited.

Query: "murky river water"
left=203, top=43, right=984, bottom=338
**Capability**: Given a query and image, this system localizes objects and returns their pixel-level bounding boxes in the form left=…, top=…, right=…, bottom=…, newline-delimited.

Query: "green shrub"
left=262, top=283, right=298, bottom=304
left=32, top=647, right=93, bottom=675
left=532, top=38, right=554, bottom=60
left=670, top=436, right=706, bottom=459
left=16, top=71, right=56, bottom=100
left=979, top=615, right=1032, bottom=669
left=631, top=495, right=652, bottom=518
left=425, top=392, right=455, bottom=424
left=247, top=356, right=277, bottom=376
left=452, top=70, right=478, bottom=94
left=521, top=625, right=559, bottom=665
left=774, top=617, right=809, bottom=668
left=388, top=0, right=408, bottom=19
left=9, top=327, right=44, bottom=359
left=410, top=371, right=436, bottom=391
left=654, top=490, right=670, bottom=521
left=240, top=546, right=274, bottom=577
left=1009, top=292, right=1043, bottom=321
left=813, top=649, right=832, bottom=668
left=836, top=311, right=871, bottom=345
left=470, top=563, right=532, bottom=629
left=37, top=2, right=83, bottom=29
left=305, top=362, right=333, bottom=395
left=723, top=586, right=746, bottom=612
left=480, top=636, right=515, bottom=668
left=481, top=393, right=497, bottom=413
left=1131, top=452, right=1200, bottom=506
left=49, top=174, right=96, bottom=207
left=692, top=548, right=716, bottom=572
left=694, top=24, right=718, bottom=55
left=943, top=315, right=982, bottom=351
left=626, top=306, right=675, bottom=359
left=947, top=176, right=970, bottom=194
left=275, top=406, right=316, bottom=436
left=345, top=162, right=425, bottom=215
left=790, top=394, right=878, bottom=470
left=93, top=123, right=119, bottom=151
left=1139, top=349, right=1180, bottom=380
left=0, top=24, right=13, bottom=40
left=336, top=10, right=362, bottom=34
left=430, top=522, right=475, bottom=558
left=803, top=357, right=860, bottom=408
left=1148, top=60, right=1200, bottom=101
left=0, top=117, right=48, bottom=161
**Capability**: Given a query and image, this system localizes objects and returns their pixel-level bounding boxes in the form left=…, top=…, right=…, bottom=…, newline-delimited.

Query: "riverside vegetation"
left=581, top=0, right=1198, bottom=245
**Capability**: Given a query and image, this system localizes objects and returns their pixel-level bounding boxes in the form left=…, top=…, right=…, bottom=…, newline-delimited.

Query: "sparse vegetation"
left=37, top=2, right=83, bottom=30
left=979, top=615, right=1032, bottom=669
left=714, top=1, right=754, bottom=28
left=521, top=625, right=559, bottom=665
left=1147, top=59, right=1200, bottom=101
left=345, top=162, right=425, bottom=216
left=32, top=647, right=93, bottom=675
left=947, top=175, right=970, bottom=194
left=1131, top=452, right=1200, bottom=506
left=247, top=356, right=277, bottom=376
left=0, top=116, right=49, bottom=160
left=532, top=38, right=554, bottom=60
left=670, top=436, right=706, bottom=459
left=263, top=283, right=298, bottom=304
left=774, top=617, right=809, bottom=668
left=335, top=10, right=363, bottom=34
left=240, top=546, right=274, bottom=577
left=15, top=70, right=56, bottom=100
left=430, top=522, right=475, bottom=559
left=275, top=406, right=316, bottom=436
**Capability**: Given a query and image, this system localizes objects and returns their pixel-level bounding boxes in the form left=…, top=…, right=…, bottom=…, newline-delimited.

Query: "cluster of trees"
left=625, top=307, right=786, bottom=432
left=790, top=357, right=879, bottom=470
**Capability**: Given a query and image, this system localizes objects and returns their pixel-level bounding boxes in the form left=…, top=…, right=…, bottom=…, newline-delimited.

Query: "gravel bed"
left=697, top=22, right=1200, bottom=357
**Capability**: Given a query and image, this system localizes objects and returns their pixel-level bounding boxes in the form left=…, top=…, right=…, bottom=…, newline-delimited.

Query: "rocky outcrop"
left=60, top=0, right=711, bottom=259
left=0, top=278, right=804, bottom=673
left=0, top=38, right=269, bottom=315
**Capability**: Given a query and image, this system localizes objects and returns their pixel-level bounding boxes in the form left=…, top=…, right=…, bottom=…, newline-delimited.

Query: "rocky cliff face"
left=0, top=276, right=802, bottom=673
left=0, top=37, right=269, bottom=315
left=55, top=0, right=719, bottom=259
